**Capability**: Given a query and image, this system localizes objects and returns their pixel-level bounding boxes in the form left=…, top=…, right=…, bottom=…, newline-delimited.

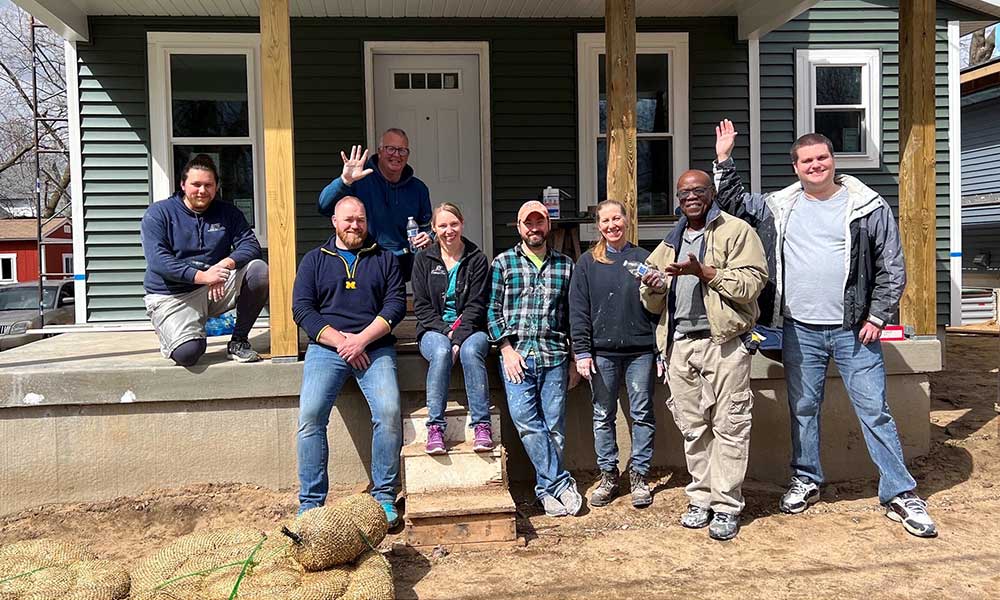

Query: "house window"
left=0, top=254, right=16, bottom=284
left=577, top=32, right=689, bottom=221
left=62, top=254, right=73, bottom=277
left=148, top=33, right=265, bottom=243
left=795, top=49, right=881, bottom=169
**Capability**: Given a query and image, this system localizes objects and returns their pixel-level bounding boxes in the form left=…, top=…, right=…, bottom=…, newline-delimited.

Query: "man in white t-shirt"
left=711, top=120, right=937, bottom=538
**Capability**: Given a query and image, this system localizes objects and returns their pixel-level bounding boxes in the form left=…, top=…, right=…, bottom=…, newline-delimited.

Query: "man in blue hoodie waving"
left=292, top=196, right=407, bottom=527
left=140, top=154, right=268, bottom=366
left=318, top=128, right=433, bottom=281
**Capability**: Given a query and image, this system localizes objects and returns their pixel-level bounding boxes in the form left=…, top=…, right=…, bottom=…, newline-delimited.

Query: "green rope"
left=228, top=535, right=268, bottom=600
left=0, top=564, right=55, bottom=586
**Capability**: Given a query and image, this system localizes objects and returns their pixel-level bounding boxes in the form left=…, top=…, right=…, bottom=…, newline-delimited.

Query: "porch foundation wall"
left=0, top=345, right=934, bottom=515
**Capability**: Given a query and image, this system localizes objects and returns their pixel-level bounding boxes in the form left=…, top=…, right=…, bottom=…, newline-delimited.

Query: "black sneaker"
left=590, top=470, right=619, bottom=507
left=709, top=512, right=740, bottom=541
left=885, top=491, right=938, bottom=538
left=780, top=476, right=820, bottom=514
left=629, top=470, right=652, bottom=508
left=227, top=338, right=261, bottom=363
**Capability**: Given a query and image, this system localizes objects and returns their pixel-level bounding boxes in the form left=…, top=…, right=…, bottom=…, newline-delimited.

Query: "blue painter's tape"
left=950, top=252, right=962, bottom=257
left=74, top=274, right=85, bottom=281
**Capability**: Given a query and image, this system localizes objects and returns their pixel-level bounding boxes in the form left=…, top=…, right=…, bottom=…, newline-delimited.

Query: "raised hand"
left=340, top=145, right=374, bottom=185
left=715, top=119, right=738, bottom=163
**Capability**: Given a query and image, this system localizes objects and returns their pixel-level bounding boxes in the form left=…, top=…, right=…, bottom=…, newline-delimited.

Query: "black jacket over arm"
left=411, top=238, right=490, bottom=347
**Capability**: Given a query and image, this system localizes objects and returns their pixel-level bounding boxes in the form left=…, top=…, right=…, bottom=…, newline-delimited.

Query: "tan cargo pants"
left=666, top=334, right=754, bottom=514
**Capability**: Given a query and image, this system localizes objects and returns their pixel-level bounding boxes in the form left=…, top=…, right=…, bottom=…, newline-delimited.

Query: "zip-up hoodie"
left=411, top=237, right=490, bottom=347
left=292, top=235, right=406, bottom=352
left=712, top=157, right=906, bottom=330
left=140, top=192, right=261, bottom=296
left=317, top=155, right=432, bottom=255
left=640, top=202, right=769, bottom=354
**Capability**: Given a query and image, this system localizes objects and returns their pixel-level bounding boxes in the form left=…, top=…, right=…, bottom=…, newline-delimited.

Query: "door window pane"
left=599, top=53, right=670, bottom=134
left=598, top=138, right=673, bottom=216
left=816, top=66, right=862, bottom=105
left=815, top=110, right=863, bottom=153
left=173, top=145, right=255, bottom=227
left=393, top=72, right=410, bottom=89
left=171, top=54, right=249, bottom=138
left=0, top=258, right=12, bottom=281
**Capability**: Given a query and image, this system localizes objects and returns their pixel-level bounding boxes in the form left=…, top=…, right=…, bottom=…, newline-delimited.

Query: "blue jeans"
left=500, top=356, right=573, bottom=500
left=783, top=320, right=916, bottom=503
left=590, top=353, right=656, bottom=475
left=418, top=331, right=491, bottom=429
left=297, top=343, right=402, bottom=509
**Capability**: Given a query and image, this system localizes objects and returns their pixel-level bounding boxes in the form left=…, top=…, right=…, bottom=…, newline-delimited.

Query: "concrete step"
left=401, top=441, right=505, bottom=494
left=404, top=485, right=518, bottom=549
left=402, top=402, right=501, bottom=446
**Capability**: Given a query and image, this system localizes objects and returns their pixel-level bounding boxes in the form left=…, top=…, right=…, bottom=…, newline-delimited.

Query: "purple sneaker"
left=473, top=423, right=494, bottom=452
left=425, top=424, right=447, bottom=455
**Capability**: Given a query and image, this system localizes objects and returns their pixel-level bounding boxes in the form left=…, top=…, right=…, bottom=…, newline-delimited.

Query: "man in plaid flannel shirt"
left=487, top=200, right=583, bottom=517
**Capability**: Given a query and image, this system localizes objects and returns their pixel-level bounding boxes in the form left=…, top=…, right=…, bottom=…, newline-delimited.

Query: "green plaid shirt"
left=487, top=243, right=574, bottom=367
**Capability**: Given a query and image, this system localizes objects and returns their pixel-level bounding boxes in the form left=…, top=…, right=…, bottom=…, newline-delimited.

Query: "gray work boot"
left=589, top=470, right=620, bottom=507
left=629, top=470, right=652, bottom=508
left=708, top=512, right=740, bottom=541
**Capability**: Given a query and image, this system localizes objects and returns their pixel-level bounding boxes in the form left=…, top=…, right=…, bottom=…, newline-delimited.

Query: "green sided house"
left=10, top=0, right=995, bottom=334
left=1, top=0, right=995, bottom=514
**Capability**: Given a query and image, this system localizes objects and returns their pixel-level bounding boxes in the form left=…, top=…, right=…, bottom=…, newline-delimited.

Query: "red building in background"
left=0, top=218, right=73, bottom=284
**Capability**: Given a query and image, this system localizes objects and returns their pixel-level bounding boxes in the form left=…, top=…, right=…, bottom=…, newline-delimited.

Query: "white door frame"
left=363, top=41, right=493, bottom=256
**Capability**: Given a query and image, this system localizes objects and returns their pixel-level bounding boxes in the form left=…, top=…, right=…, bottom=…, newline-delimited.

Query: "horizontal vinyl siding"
left=77, top=18, right=259, bottom=322
left=760, top=0, right=980, bottom=326
left=961, top=97, right=1000, bottom=196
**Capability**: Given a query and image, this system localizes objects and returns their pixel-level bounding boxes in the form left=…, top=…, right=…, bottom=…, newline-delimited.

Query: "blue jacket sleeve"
left=226, top=207, right=262, bottom=268
left=140, top=206, right=197, bottom=284
left=292, top=251, right=331, bottom=341
left=318, top=177, right=353, bottom=217
left=418, top=183, right=433, bottom=233
left=378, top=252, right=407, bottom=329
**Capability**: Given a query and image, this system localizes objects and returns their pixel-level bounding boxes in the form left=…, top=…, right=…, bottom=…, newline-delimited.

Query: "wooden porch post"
left=898, top=0, right=937, bottom=334
left=260, top=0, right=299, bottom=359
left=605, top=0, right=638, bottom=243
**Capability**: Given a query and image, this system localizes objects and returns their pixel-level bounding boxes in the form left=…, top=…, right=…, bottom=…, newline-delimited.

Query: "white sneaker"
left=885, top=491, right=938, bottom=538
left=541, top=495, right=568, bottom=517
left=780, top=476, right=820, bottom=514
left=557, top=482, right=583, bottom=516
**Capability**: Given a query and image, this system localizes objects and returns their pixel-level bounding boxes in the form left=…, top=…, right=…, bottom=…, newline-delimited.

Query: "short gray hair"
left=380, top=128, right=409, bottom=144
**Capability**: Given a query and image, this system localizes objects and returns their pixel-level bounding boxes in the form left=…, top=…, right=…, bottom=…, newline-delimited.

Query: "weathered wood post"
left=605, top=0, right=638, bottom=243
left=898, top=0, right=937, bottom=334
left=260, top=0, right=299, bottom=359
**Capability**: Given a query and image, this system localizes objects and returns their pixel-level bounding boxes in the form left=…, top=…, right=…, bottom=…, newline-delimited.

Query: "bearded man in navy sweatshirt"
left=140, top=154, right=268, bottom=366
left=292, top=196, right=407, bottom=528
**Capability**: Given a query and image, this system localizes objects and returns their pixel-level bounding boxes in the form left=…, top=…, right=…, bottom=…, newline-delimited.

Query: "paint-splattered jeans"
left=500, top=355, right=574, bottom=501
left=667, top=335, right=754, bottom=515
left=783, top=319, right=916, bottom=504
left=297, top=343, right=402, bottom=510
left=418, top=331, right=491, bottom=429
left=591, top=353, right=656, bottom=476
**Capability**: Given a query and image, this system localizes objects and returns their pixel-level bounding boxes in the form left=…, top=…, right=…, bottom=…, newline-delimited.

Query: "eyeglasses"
left=381, top=145, right=410, bottom=157
left=675, top=187, right=709, bottom=200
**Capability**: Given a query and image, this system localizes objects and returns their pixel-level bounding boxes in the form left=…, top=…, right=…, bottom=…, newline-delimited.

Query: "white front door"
left=373, top=53, right=484, bottom=249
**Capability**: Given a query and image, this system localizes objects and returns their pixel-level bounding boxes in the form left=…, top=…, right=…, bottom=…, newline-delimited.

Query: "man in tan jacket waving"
left=640, top=169, right=768, bottom=541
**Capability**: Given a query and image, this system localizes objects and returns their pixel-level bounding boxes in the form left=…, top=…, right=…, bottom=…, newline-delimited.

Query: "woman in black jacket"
left=412, top=202, right=493, bottom=456
left=569, top=199, right=659, bottom=509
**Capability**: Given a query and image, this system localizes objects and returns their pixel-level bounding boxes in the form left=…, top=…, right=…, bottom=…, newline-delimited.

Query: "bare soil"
left=2, top=334, right=998, bottom=599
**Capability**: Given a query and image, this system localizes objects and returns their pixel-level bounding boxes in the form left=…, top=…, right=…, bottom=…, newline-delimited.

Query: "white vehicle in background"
left=0, top=281, right=75, bottom=351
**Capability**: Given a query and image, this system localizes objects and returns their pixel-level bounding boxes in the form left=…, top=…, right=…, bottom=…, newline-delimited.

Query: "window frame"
left=147, top=32, right=266, bottom=244
left=577, top=32, right=689, bottom=233
left=795, top=48, right=882, bottom=169
left=62, top=253, right=73, bottom=277
left=0, top=253, right=16, bottom=284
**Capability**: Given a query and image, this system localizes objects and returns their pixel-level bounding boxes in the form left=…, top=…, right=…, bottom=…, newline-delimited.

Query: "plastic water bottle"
left=406, top=216, right=419, bottom=252
left=623, top=259, right=652, bottom=278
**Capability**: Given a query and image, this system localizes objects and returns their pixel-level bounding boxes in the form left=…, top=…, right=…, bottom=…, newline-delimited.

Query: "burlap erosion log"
left=0, top=539, right=129, bottom=600
left=284, top=494, right=388, bottom=571
left=340, top=551, right=394, bottom=600
left=129, top=528, right=350, bottom=600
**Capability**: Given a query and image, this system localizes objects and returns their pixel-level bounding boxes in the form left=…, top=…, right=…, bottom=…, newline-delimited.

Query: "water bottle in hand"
left=406, top=216, right=419, bottom=253
left=623, top=259, right=666, bottom=287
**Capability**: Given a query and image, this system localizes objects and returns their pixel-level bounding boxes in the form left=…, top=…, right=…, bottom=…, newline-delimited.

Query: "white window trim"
left=0, top=254, right=17, bottom=284
left=147, top=32, right=267, bottom=245
left=577, top=32, right=689, bottom=241
left=795, top=48, right=882, bottom=170
left=62, top=253, right=73, bottom=276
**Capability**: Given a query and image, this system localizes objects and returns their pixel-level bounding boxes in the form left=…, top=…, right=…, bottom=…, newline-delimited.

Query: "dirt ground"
left=2, top=334, right=998, bottom=599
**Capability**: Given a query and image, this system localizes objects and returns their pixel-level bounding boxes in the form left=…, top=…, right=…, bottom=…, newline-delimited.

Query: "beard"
left=522, top=233, right=546, bottom=249
left=337, top=229, right=364, bottom=249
